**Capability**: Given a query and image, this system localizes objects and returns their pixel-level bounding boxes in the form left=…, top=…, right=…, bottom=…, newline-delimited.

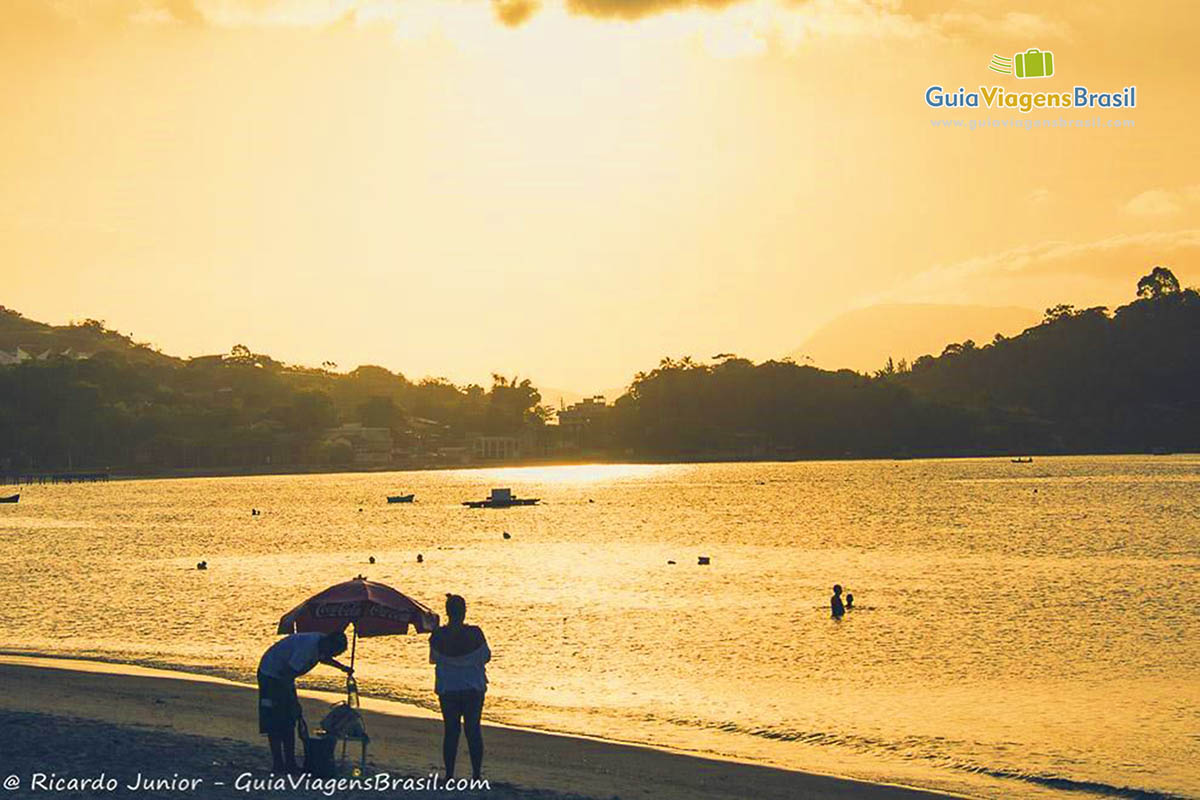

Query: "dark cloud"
left=493, top=0, right=541, bottom=26
left=565, top=0, right=740, bottom=22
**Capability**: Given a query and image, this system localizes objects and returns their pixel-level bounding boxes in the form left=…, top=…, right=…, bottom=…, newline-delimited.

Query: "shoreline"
left=3, top=450, right=1193, bottom=485
left=0, top=655, right=963, bottom=800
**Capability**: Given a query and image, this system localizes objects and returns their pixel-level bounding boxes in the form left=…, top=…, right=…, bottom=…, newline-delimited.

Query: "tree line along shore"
left=0, top=267, right=1196, bottom=473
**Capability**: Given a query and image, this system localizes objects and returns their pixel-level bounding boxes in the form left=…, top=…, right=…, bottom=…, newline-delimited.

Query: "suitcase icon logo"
left=988, top=48, right=1055, bottom=79
left=1014, top=48, right=1054, bottom=78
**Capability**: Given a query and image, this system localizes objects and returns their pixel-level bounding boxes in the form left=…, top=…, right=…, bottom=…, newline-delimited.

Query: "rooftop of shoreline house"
left=557, top=396, right=611, bottom=423
left=0, top=347, right=92, bottom=365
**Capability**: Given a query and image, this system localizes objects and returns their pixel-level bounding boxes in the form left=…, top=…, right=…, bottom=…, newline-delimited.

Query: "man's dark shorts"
left=257, top=673, right=299, bottom=736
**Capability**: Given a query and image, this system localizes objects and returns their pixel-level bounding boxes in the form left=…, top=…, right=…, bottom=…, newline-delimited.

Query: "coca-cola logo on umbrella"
left=313, top=601, right=364, bottom=619
left=313, top=601, right=415, bottom=622
left=365, top=604, right=413, bottom=622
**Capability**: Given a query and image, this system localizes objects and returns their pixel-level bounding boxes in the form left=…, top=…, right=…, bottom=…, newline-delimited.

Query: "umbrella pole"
left=348, top=623, right=357, bottom=700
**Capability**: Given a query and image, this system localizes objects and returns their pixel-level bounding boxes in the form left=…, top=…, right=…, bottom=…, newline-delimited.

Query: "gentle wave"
left=949, top=765, right=1186, bottom=800
left=683, top=717, right=1189, bottom=800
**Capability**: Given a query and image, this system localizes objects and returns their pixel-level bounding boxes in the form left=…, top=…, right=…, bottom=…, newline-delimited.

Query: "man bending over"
left=257, top=631, right=353, bottom=773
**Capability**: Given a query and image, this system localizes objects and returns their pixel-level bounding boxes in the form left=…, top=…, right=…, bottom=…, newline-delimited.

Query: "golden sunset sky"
left=1, top=0, right=1196, bottom=391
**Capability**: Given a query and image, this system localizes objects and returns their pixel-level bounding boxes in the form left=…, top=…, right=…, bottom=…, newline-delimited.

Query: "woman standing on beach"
left=430, top=594, right=491, bottom=780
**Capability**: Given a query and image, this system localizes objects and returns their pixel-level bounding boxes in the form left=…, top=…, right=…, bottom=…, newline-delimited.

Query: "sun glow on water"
left=452, top=462, right=673, bottom=484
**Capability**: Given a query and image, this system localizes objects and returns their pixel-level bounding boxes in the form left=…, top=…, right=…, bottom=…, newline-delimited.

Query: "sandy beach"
left=0, top=657, right=955, bottom=800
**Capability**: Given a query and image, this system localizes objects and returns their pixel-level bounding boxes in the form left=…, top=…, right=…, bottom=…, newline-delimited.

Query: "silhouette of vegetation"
left=0, top=323, right=549, bottom=471
left=1137, top=266, right=1180, bottom=300
left=892, top=267, right=1199, bottom=454
left=0, top=268, right=1196, bottom=472
left=606, top=267, right=1199, bottom=458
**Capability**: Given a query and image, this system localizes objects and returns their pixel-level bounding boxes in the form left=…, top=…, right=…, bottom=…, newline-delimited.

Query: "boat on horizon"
left=0, top=493, right=19, bottom=503
left=387, top=493, right=415, bottom=504
left=463, top=488, right=540, bottom=509
left=1011, top=457, right=1033, bottom=464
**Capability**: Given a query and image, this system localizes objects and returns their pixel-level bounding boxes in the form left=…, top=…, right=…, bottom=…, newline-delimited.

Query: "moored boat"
left=0, top=493, right=19, bottom=503
left=463, top=488, right=539, bottom=509
left=387, top=494, right=415, bottom=503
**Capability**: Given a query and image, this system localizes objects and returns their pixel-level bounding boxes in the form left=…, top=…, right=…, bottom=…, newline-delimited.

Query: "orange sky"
left=1, top=1, right=1197, bottom=391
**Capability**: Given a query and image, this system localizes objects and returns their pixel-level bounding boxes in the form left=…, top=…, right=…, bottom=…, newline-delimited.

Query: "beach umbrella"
left=276, top=577, right=439, bottom=672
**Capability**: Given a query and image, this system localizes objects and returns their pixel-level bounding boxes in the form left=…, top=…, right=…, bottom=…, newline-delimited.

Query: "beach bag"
left=297, top=716, right=338, bottom=779
left=320, top=702, right=365, bottom=738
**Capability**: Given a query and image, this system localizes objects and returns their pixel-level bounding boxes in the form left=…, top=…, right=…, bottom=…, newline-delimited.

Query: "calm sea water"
left=0, top=457, right=1197, bottom=799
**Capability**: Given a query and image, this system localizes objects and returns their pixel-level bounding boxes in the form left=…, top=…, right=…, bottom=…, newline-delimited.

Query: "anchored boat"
left=387, top=494, right=415, bottom=504
left=463, top=488, right=539, bottom=509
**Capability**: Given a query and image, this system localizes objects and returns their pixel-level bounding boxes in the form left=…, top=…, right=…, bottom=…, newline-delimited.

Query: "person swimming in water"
left=845, top=592, right=854, bottom=610
left=830, top=584, right=845, bottom=618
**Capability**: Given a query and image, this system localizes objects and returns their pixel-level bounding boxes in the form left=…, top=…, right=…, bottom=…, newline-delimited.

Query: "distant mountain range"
left=788, top=304, right=1042, bottom=373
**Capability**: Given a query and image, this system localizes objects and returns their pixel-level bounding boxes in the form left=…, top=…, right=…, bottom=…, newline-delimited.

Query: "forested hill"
left=607, top=267, right=1199, bottom=458
left=0, top=308, right=175, bottom=366
left=0, top=308, right=545, bottom=471
left=892, top=268, right=1199, bottom=453
left=0, top=267, right=1196, bottom=472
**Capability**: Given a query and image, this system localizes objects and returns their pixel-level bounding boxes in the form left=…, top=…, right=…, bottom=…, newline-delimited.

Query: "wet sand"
left=0, top=657, right=958, bottom=800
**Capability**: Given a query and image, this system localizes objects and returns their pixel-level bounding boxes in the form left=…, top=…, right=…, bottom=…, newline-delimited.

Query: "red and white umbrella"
left=277, top=577, right=439, bottom=670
